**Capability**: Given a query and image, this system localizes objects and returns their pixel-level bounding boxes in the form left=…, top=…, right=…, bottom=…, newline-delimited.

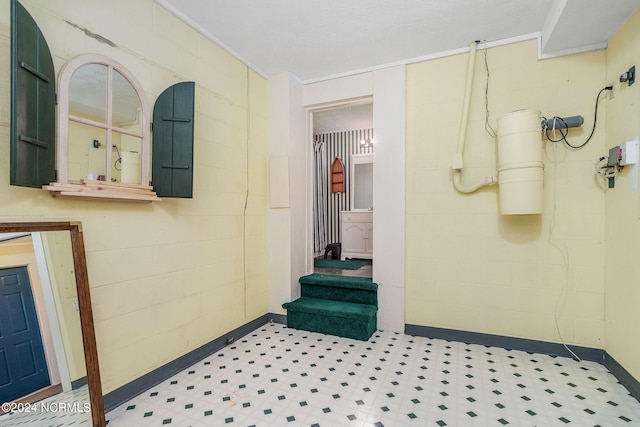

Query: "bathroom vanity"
left=340, top=210, right=373, bottom=260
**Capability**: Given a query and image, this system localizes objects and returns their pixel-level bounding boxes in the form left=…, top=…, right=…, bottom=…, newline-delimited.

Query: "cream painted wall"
left=604, top=8, right=640, bottom=382
left=0, top=0, right=268, bottom=394
left=406, top=40, right=608, bottom=348
left=266, top=72, right=307, bottom=313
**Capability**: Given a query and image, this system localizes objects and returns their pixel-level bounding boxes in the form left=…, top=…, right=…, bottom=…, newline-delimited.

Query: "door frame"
left=302, top=67, right=406, bottom=332
left=307, top=96, right=374, bottom=260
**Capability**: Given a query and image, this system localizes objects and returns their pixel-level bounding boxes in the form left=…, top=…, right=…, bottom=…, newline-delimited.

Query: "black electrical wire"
left=113, top=145, right=122, bottom=171
left=544, top=86, right=612, bottom=149
left=543, top=116, right=569, bottom=143
left=483, top=40, right=497, bottom=139
left=564, top=86, right=612, bottom=149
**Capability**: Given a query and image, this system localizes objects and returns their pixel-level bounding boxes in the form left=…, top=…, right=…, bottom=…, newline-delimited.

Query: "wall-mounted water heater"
left=452, top=42, right=545, bottom=215
left=497, top=110, right=544, bottom=215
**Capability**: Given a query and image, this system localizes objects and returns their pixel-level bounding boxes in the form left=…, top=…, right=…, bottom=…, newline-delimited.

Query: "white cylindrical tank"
left=497, top=109, right=543, bottom=214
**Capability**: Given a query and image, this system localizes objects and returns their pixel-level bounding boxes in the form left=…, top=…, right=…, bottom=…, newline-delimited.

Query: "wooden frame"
left=0, top=222, right=105, bottom=427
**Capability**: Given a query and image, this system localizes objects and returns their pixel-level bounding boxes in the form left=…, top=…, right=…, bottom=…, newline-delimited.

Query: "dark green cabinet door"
left=11, top=0, right=56, bottom=188
left=152, top=82, right=195, bottom=198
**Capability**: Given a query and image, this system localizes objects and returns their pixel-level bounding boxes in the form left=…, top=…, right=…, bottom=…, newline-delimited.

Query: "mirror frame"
left=0, top=222, right=105, bottom=426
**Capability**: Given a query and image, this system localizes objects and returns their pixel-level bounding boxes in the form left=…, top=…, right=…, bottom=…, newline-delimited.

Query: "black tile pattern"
left=107, top=324, right=640, bottom=427
left=30, top=323, right=640, bottom=427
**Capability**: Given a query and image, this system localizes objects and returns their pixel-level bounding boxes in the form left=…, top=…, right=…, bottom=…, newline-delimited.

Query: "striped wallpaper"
left=313, top=128, right=374, bottom=253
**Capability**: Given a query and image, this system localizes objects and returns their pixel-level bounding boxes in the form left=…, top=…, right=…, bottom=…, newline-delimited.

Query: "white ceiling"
left=155, top=0, right=640, bottom=131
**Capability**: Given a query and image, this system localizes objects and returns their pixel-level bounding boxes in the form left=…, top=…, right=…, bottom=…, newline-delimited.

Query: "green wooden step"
left=299, top=273, right=378, bottom=306
left=282, top=297, right=377, bottom=341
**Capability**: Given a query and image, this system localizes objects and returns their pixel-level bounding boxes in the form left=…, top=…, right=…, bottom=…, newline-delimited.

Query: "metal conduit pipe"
left=452, top=41, right=498, bottom=193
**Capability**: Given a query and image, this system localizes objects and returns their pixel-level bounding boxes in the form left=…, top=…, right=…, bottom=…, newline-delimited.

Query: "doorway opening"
left=310, top=100, right=373, bottom=278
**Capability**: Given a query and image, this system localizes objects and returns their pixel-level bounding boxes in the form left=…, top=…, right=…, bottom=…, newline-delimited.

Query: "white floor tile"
left=5, top=323, right=638, bottom=427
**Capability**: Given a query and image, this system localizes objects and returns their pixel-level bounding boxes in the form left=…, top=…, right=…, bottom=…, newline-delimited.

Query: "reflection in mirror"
left=351, top=154, right=374, bottom=210
left=68, top=122, right=107, bottom=182
left=39, top=232, right=87, bottom=388
left=63, top=57, right=145, bottom=185
left=0, top=223, right=104, bottom=427
left=353, top=163, right=373, bottom=210
left=69, top=64, right=107, bottom=123
left=112, top=70, right=142, bottom=132
left=112, top=132, right=142, bottom=185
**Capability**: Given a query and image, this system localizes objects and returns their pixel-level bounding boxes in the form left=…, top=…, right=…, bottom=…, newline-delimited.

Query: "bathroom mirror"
left=0, top=222, right=105, bottom=427
left=351, top=153, right=373, bottom=210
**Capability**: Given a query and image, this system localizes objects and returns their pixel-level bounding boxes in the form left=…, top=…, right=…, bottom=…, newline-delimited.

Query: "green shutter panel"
left=10, top=0, right=56, bottom=188
left=152, top=82, right=195, bottom=198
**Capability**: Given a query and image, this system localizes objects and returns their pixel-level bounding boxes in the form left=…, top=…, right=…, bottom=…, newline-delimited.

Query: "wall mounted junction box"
left=608, top=140, right=639, bottom=167
left=620, top=139, right=639, bottom=165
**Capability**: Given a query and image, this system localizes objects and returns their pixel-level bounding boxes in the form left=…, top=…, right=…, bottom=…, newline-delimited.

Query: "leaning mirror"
left=0, top=222, right=105, bottom=427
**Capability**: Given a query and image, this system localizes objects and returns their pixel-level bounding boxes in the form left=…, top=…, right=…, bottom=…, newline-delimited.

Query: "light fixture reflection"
left=360, top=137, right=374, bottom=147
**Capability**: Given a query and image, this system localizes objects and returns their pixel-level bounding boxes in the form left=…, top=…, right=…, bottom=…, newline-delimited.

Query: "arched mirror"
left=59, top=54, right=149, bottom=186
left=67, top=63, right=144, bottom=184
left=43, top=54, right=158, bottom=202
left=0, top=222, right=105, bottom=427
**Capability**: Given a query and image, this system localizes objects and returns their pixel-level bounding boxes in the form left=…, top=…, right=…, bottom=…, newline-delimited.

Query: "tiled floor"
left=0, top=384, right=92, bottom=426
left=105, top=323, right=640, bottom=427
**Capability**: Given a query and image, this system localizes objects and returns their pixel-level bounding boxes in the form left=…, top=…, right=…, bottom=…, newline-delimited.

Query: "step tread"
left=299, top=273, right=377, bottom=291
left=282, top=297, right=377, bottom=319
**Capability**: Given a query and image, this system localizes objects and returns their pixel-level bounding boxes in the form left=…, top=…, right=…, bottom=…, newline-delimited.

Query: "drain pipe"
left=452, top=41, right=498, bottom=193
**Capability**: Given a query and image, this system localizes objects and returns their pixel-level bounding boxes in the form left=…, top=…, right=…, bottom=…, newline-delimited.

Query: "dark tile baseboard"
left=104, top=313, right=284, bottom=413
left=405, top=324, right=604, bottom=361
left=405, top=323, right=639, bottom=403
left=605, top=351, right=640, bottom=403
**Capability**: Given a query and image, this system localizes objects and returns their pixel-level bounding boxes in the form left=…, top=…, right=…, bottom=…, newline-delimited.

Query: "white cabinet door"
left=343, top=223, right=367, bottom=254
left=341, top=211, right=373, bottom=260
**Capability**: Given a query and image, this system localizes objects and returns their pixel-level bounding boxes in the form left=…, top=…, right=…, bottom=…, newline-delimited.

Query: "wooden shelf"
left=44, top=180, right=160, bottom=203
left=331, top=157, right=345, bottom=193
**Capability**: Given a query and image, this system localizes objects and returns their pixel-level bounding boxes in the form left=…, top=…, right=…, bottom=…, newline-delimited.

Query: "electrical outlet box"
left=621, top=139, right=639, bottom=165
left=620, top=65, right=636, bottom=86
left=608, top=146, right=621, bottom=167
